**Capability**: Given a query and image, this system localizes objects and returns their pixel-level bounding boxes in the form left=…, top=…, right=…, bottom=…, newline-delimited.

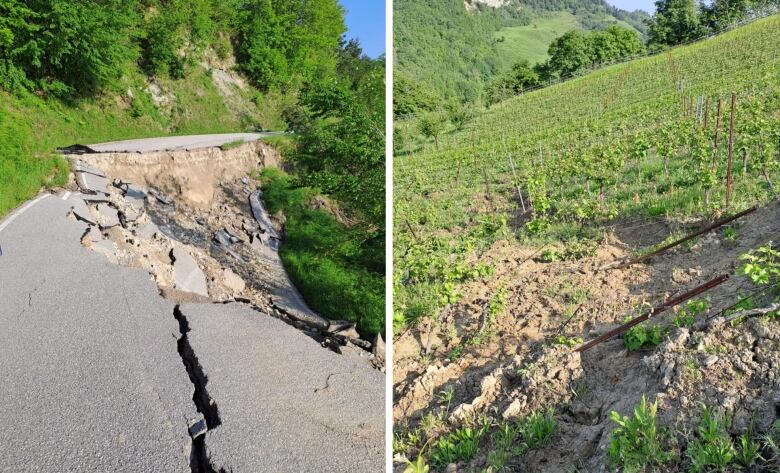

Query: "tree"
left=293, top=68, right=385, bottom=230
left=235, top=0, right=345, bottom=90
left=393, top=72, right=440, bottom=117
left=486, top=59, right=540, bottom=104
left=0, top=0, right=138, bottom=97
left=547, top=30, right=593, bottom=77
left=418, top=112, right=446, bottom=150
left=647, top=0, right=703, bottom=47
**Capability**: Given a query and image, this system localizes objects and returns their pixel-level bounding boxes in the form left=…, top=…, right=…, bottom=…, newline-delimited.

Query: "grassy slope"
left=0, top=64, right=285, bottom=217
left=394, top=14, right=780, bottom=328
left=260, top=167, right=384, bottom=336
left=495, top=12, right=580, bottom=67
left=495, top=11, right=637, bottom=69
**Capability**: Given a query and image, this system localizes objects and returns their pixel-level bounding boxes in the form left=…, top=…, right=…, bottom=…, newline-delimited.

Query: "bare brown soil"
left=394, top=201, right=780, bottom=471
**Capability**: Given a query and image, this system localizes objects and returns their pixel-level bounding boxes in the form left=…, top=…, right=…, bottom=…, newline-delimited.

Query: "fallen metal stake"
left=575, top=274, right=729, bottom=353
left=613, top=206, right=757, bottom=270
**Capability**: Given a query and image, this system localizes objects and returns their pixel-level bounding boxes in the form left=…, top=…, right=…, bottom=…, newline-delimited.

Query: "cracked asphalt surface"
left=0, top=135, right=385, bottom=472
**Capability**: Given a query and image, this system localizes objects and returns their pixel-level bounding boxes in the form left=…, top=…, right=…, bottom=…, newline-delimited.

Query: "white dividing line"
left=0, top=194, right=51, bottom=234
left=61, top=191, right=71, bottom=201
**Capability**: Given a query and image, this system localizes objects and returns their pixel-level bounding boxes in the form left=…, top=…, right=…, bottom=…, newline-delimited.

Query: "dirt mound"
left=394, top=201, right=780, bottom=471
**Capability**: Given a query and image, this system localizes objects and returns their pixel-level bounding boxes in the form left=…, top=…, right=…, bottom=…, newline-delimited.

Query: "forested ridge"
left=394, top=0, right=647, bottom=106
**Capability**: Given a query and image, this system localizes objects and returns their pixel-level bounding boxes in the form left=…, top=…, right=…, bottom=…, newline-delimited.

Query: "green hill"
left=394, top=0, right=648, bottom=103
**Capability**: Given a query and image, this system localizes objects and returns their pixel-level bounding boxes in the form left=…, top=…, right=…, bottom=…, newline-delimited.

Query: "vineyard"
left=393, top=14, right=780, bottom=473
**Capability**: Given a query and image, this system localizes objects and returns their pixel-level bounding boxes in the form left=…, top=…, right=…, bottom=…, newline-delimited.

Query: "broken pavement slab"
left=180, top=303, right=384, bottom=472
left=69, top=198, right=96, bottom=225
left=95, top=203, right=120, bottom=228
left=75, top=171, right=110, bottom=195
left=171, top=247, right=209, bottom=297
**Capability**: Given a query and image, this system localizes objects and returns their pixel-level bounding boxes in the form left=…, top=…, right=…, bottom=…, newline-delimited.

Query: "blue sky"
left=340, top=0, right=386, bottom=58
left=606, top=0, right=656, bottom=13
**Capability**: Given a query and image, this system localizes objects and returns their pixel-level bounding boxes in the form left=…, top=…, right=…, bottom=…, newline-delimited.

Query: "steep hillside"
left=394, top=14, right=780, bottom=472
left=394, top=0, right=648, bottom=103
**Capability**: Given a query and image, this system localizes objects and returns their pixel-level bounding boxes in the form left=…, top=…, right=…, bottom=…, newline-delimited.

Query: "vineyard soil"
left=394, top=201, right=780, bottom=471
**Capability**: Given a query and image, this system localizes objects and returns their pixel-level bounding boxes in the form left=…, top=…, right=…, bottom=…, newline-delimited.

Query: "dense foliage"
left=0, top=0, right=137, bottom=96
left=394, top=0, right=647, bottom=104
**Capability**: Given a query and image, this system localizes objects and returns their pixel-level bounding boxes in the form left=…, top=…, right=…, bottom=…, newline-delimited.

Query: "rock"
left=241, top=177, right=249, bottom=185
left=135, top=222, right=159, bottom=240
left=171, top=247, right=208, bottom=297
left=148, top=188, right=173, bottom=205
left=222, top=268, right=246, bottom=293
left=213, top=229, right=233, bottom=247
left=88, top=226, right=103, bottom=243
left=124, top=185, right=147, bottom=207
left=446, top=464, right=457, bottom=473
left=96, top=203, right=120, bottom=228
left=373, top=334, right=385, bottom=358
left=328, top=320, right=361, bottom=340
left=703, top=355, right=719, bottom=368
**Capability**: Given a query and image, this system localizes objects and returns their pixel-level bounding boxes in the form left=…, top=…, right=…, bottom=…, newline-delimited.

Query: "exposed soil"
left=394, top=201, right=780, bottom=471
left=69, top=142, right=383, bottom=370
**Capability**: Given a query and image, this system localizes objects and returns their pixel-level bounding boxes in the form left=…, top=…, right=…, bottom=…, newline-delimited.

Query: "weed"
left=608, top=395, right=670, bottom=472
left=686, top=405, right=735, bottom=472
left=430, top=425, right=488, bottom=467
left=734, top=425, right=763, bottom=468
left=739, top=243, right=780, bottom=286
left=723, top=225, right=738, bottom=242
left=553, top=335, right=584, bottom=348
left=624, top=324, right=665, bottom=351
left=673, top=299, right=709, bottom=328
left=439, top=386, right=455, bottom=415
left=403, top=454, right=430, bottom=473
left=523, top=409, right=557, bottom=448
left=571, top=379, right=591, bottom=399
left=449, top=345, right=464, bottom=362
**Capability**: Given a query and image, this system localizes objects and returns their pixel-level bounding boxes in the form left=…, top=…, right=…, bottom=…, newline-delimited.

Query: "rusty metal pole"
left=576, top=275, right=729, bottom=353
left=726, top=92, right=736, bottom=208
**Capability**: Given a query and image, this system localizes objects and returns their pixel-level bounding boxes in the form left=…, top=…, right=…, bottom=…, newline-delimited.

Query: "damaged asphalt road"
left=0, top=135, right=384, bottom=472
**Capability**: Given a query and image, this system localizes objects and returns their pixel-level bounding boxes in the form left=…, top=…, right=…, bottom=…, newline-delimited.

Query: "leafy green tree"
left=294, top=71, right=385, bottom=230
left=419, top=112, right=447, bottom=150
left=547, top=30, right=593, bottom=77
left=393, top=72, right=440, bottom=117
left=647, top=0, right=703, bottom=47
left=0, top=0, right=138, bottom=96
left=235, top=0, right=345, bottom=90
left=486, top=59, right=540, bottom=104
left=589, top=26, right=645, bottom=65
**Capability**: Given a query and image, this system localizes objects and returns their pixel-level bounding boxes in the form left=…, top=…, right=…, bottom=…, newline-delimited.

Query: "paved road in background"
left=0, top=135, right=384, bottom=472
left=85, top=132, right=283, bottom=153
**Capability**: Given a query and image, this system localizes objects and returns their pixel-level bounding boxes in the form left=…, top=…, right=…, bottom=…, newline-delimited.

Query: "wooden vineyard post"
left=726, top=92, right=736, bottom=209
left=703, top=96, right=709, bottom=130
left=482, top=164, right=495, bottom=212
left=405, top=219, right=420, bottom=243
left=714, top=98, right=723, bottom=148
left=508, top=155, right=526, bottom=213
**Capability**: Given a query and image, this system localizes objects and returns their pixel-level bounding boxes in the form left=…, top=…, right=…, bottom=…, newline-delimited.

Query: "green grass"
left=0, top=63, right=285, bottom=218
left=259, top=167, right=384, bottom=336
left=495, top=12, right=581, bottom=68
